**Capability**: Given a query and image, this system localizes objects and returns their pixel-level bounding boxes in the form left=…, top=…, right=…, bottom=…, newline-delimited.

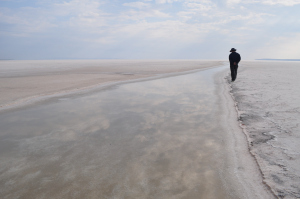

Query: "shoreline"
left=214, top=68, right=275, bottom=199
left=223, top=72, right=277, bottom=198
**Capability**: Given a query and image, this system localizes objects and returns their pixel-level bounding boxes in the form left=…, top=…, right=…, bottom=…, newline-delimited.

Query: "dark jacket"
left=229, top=52, right=241, bottom=65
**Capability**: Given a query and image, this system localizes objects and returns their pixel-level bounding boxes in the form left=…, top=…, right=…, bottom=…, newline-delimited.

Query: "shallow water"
left=0, top=66, right=233, bottom=199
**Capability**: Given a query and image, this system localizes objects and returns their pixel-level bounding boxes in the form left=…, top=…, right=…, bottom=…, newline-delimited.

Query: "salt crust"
left=229, top=61, right=300, bottom=199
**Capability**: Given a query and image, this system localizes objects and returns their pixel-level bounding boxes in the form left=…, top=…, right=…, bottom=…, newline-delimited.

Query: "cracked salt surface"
left=230, top=61, right=300, bottom=199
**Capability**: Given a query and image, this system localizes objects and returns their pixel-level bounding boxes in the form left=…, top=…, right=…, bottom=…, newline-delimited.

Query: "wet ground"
left=0, top=66, right=238, bottom=199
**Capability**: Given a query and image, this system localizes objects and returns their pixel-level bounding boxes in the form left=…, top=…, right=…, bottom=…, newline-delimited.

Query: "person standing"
left=229, top=48, right=241, bottom=82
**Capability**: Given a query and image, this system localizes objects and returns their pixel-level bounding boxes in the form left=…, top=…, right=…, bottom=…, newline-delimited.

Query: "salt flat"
left=0, top=60, right=275, bottom=198
left=230, top=61, right=300, bottom=199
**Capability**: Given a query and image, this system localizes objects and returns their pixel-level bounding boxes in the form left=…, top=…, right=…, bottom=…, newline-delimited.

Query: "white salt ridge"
left=229, top=61, right=300, bottom=199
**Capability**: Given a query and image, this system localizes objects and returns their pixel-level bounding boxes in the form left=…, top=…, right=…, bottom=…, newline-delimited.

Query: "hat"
left=230, top=48, right=236, bottom=52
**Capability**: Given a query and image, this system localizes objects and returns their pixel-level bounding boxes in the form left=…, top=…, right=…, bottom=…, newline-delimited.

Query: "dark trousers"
left=230, top=64, right=239, bottom=81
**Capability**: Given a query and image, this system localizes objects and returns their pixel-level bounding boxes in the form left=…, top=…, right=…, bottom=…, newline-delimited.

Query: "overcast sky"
left=0, top=0, right=300, bottom=60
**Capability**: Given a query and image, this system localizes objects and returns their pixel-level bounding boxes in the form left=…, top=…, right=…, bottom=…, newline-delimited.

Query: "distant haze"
left=256, top=59, right=300, bottom=61
left=0, top=0, right=300, bottom=60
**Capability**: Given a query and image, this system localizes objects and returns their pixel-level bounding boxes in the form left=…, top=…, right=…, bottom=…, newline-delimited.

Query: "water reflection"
left=0, top=67, right=230, bottom=199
